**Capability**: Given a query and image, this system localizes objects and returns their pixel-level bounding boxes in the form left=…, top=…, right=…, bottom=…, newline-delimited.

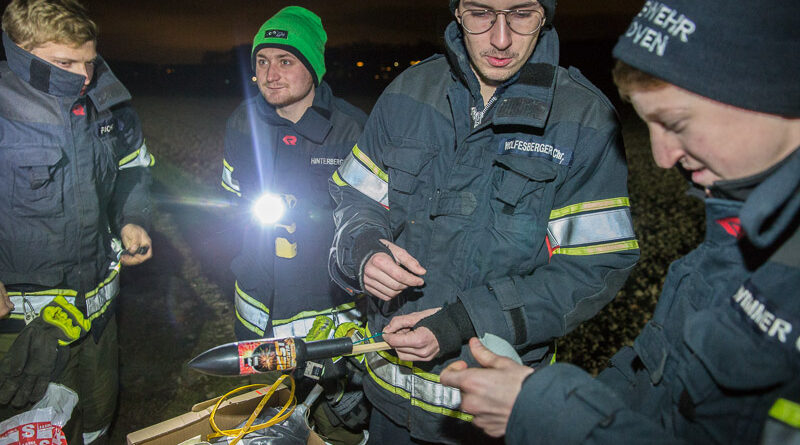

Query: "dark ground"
left=109, top=93, right=705, bottom=443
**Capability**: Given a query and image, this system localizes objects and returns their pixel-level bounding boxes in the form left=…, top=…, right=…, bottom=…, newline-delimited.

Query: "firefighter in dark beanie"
left=441, top=1, right=800, bottom=443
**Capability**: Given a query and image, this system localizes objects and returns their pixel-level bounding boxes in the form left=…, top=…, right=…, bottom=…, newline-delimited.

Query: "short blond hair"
left=612, top=60, right=669, bottom=102
left=2, top=0, right=97, bottom=50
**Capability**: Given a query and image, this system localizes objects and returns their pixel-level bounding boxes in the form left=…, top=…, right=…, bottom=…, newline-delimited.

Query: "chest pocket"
left=383, top=143, right=437, bottom=230
left=677, top=309, right=795, bottom=429
left=5, top=146, right=65, bottom=218
left=490, top=154, right=557, bottom=234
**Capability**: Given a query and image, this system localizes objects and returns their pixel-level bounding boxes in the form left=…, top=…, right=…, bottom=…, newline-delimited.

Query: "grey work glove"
left=0, top=296, right=90, bottom=408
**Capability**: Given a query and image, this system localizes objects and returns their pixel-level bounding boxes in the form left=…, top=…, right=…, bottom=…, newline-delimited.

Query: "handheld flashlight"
left=252, top=193, right=286, bottom=226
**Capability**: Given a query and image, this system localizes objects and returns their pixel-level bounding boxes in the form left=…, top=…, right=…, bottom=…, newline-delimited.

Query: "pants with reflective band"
left=0, top=315, right=119, bottom=445
left=272, top=306, right=362, bottom=339
left=6, top=267, right=121, bottom=324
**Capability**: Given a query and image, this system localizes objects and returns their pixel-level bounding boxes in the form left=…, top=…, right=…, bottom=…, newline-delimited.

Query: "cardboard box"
left=127, top=386, right=324, bottom=445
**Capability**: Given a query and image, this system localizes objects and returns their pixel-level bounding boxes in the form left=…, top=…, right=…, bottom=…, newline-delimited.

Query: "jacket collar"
left=443, top=21, right=561, bottom=129
left=255, top=80, right=334, bottom=144
left=2, top=32, right=130, bottom=111
left=740, top=146, right=800, bottom=248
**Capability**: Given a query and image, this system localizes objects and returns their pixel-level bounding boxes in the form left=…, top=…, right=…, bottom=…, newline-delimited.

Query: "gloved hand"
left=0, top=296, right=90, bottom=408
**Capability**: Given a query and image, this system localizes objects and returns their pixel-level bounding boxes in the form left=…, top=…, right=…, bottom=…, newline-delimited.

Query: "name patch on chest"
left=310, top=157, right=343, bottom=166
left=499, top=138, right=573, bottom=166
left=97, top=119, right=115, bottom=137
left=731, top=281, right=800, bottom=354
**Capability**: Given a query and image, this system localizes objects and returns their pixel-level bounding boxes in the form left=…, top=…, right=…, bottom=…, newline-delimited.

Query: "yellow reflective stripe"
left=84, top=266, right=120, bottom=322
left=234, top=282, right=269, bottom=336
left=235, top=282, right=269, bottom=313
left=551, top=240, right=640, bottom=256
left=7, top=267, right=120, bottom=322
left=337, top=153, right=389, bottom=207
left=8, top=289, right=77, bottom=297
left=235, top=310, right=265, bottom=337
left=273, top=302, right=357, bottom=326
left=364, top=351, right=473, bottom=422
left=364, top=326, right=473, bottom=422
left=221, top=181, right=241, bottom=197
left=273, top=305, right=362, bottom=339
left=353, top=145, right=388, bottom=183
left=331, top=170, right=347, bottom=187
left=547, top=207, right=636, bottom=248
left=549, top=197, right=631, bottom=220
left=221, top=158, right=241, bottom=196
left=119, top=141, right=153, bottom=170
left=769, top=398, right=800, bottom=428
left=118, top=150, right=138, bottom=167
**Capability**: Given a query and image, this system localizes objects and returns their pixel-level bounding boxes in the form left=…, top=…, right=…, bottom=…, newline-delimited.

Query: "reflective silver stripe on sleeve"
left=547, top=207, right=635, bottom=248
left=337, top=153, right=389, bottom=207
left=222, top=159, right=241, bottom=195
left=119, top=141, right=153, bottom=170
left=84, top=270, right=120, bottom=320
left=234, top=287, right=269, bottom=335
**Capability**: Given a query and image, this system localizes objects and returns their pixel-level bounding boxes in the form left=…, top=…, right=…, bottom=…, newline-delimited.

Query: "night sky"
left=0, top=0, right=644, bottom=64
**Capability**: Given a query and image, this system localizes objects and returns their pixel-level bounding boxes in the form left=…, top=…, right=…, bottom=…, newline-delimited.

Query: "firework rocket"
left=188, top=337, right=390, bottom=376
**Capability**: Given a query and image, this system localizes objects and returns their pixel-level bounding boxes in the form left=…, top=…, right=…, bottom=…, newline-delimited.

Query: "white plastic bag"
left=0, top=383, right=78, bottom=445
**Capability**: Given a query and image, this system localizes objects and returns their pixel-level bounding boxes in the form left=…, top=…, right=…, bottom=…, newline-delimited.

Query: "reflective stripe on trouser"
left=84, top=425, right=110, bottom=444
left=272, top=303, right=362, bottom=339
left=235, top=282, right=362, bottom=339
left=7, top=263, right=121, bottom=323
left=364, top=327, right=473, bottom=422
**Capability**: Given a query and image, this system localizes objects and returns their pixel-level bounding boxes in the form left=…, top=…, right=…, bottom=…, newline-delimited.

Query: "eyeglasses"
left=457, top=8, right=545, bottom=35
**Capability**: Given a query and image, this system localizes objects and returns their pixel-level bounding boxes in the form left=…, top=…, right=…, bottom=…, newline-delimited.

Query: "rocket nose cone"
left=187, top=354, right=211, bottom=373
left=187, top=342, right=240, bottom=376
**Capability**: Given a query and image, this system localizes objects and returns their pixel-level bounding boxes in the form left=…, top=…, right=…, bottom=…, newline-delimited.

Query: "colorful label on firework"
left=238, top=338, right=297, bottom=375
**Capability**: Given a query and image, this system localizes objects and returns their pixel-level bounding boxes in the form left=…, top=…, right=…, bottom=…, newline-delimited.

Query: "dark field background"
left=15, top=41, right=701, bottom=441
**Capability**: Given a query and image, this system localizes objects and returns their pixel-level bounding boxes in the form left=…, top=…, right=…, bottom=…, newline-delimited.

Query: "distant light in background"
left=393, top=61, right=399, bottom=67
left=356, top=61, right=365, bottom=67
left=410, top=60, right=421, bottom=65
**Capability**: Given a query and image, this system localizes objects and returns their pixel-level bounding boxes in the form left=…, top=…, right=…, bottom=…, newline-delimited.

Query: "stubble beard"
left=261, top=82, right=313, bottom=109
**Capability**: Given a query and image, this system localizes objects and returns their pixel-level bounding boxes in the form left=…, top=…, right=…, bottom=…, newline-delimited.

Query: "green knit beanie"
left=251, top=6, right=327, bottom=85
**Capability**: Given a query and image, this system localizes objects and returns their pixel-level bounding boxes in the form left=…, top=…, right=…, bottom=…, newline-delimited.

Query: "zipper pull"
left=23, top=297, right=36, bottom=325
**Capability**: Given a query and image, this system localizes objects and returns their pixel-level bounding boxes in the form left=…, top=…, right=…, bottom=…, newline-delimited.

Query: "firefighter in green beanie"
left=220, top=6, right=370, bottom=444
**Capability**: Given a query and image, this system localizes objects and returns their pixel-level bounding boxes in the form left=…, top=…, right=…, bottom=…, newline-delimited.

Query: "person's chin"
left=690, top=168, right=722, bottom=187
left=480, top=63, right=517, bottom=85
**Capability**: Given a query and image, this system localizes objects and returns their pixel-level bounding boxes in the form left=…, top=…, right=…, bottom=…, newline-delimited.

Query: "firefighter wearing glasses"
left=329, top=0, right=639, bottom=443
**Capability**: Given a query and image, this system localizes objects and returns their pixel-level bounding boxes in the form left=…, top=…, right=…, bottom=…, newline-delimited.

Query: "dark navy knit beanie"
left=613, top=0, right=800, bottom=117
left=449, top=0, right=556, bottom=25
